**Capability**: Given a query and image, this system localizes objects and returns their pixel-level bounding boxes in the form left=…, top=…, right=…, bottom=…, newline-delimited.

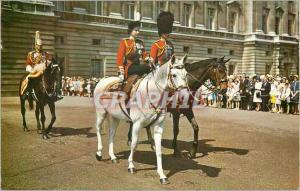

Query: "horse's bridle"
left=185, top=63, right=227, bottom=101
left=42, top=61, right=60, bottom=97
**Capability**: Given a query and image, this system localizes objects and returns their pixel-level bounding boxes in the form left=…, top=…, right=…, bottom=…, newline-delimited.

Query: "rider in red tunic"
left=150, top=12, right=174, bottom=66
left=116, top=21, right=151, bottom=81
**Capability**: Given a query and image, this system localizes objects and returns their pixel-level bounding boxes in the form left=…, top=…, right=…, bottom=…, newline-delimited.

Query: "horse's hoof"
left=111, top=158, right=119, bottom=164
left=188, top=152, right=196, bottom=159
left=95, top=154, right=102, bottom=161
left=128, top=168, right=136, bottom=174
left=37, top=129, right=42, bottom=134
left=23, top=127, right=29, bottom=132
left=160, top=178, right=170, bottom=185
left=42, top=134, right=49, bottom=140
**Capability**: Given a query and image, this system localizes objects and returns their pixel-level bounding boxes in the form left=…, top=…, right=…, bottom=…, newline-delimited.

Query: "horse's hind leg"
left=45, top=102, right=56, bottom=135
left=107, top=115, right=120, bottom=163
left=20, top=97, right=28, bottom=132
left=185, top=110, right=199, bottom=159
left=127, top=122, right=132, bottom=146
left=95, top=109, right=107, bottom=161
left=35, top=105, right=42, bottom=133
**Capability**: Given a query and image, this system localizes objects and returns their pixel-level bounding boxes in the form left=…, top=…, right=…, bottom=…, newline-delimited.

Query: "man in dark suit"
left=239, top=73, right=250, bottom=110
left=261, top=75, right=271, bottom=111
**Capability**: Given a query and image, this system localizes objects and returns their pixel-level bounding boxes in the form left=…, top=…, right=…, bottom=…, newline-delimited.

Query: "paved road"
left=1, top=97, right=299, bottom=189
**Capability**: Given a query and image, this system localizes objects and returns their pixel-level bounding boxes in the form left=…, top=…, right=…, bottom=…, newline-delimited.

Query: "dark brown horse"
left=128, top=56, right=230, bottom=158
left=19, top=59, right=62, bottom=139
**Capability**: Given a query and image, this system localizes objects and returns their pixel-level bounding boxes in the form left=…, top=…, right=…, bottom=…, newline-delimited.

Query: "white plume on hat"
left=35, top=31, right=43, bottom=45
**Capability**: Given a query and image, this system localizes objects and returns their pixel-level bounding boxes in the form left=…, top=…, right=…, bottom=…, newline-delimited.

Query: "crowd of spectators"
left=61, top=76, right=100, bottom=97
left=61, top=74, right=299, bottom=115
left=198, top=73, right=299, bottom=115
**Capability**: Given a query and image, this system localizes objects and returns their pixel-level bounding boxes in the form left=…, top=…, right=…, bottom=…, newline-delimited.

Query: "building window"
left=229, top=12, right=237, bottom=33
left=55, top=36, right=65, bottom=45
left=288, top=13, right=295, bottom=36
left=89, top=1, right=103, bottom=15
left=229, top=50, right=234, bottom=55
left=183, top=4, right=192, bottom=27
left=183, top=46, right=190, bottom=53
left=265, top=51, right=271, bottom=56
left=91, top=59, right=104, bottom=78
left=92, top=39, right=102, bottom=46
left=156, top=1, right=165, bottom=17
left=207, top=8, right=215, bottom=30
left=124, top=2, right=135, bottom=19
left=207, top=48, right=213, bottom=54
left=53, top=1, right=65, bottom=11
left=262, top=8, right=269, bottom=34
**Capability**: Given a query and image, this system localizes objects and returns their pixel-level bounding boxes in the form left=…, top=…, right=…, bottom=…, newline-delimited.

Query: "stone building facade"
left=1, top=1, right=299, bottom=96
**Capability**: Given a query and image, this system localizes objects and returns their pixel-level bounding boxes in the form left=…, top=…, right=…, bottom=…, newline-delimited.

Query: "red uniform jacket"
left=26, top=51, right=52, bottom=66
left=116, top=38, right=148, bottom=78
left=150, top=39, right=174, bottom=66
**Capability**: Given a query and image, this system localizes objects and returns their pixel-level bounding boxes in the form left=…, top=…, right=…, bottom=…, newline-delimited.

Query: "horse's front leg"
left=128, top=121, right=141, bottom=174
left=172, top=112, right=180, bottom=157
left=38, top=104, right=48, bottom=139
left=107, top=116, right=120, bottom=163
left=153, top=124, right=169, bottom=184
left=35, top=105, right=42, bottom=134
left=185, top=110, right=199, bottom=159
left=146, top=125, right=155, bottom=151
left=20, top=97, right=28, bottom=132
left=45, top=101, right=56, bottom=136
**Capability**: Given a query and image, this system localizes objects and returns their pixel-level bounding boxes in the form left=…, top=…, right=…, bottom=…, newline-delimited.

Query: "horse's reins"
left=185, top=64, right=226, bottom=102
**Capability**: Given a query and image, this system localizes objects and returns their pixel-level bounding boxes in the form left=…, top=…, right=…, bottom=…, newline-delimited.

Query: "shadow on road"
left=162, top=139, right=250, bottom=158
left=49, top=127, right=96, bottom=138
left=116, top=150, right=221, bottom=178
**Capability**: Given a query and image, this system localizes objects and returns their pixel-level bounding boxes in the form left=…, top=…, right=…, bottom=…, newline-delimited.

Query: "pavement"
left=1, top=96, right=299, bottom=189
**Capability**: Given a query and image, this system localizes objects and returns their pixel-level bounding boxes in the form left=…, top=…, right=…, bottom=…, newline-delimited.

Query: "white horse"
left=93, top=56, right=187, bottom=184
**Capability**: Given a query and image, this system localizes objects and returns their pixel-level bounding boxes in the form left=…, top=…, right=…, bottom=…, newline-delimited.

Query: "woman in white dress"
left=253, top=76, right=262, bottom=111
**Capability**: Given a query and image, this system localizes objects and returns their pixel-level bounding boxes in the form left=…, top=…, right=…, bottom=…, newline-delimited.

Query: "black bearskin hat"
left=157, top=11, right=174, bottom=36
left=128, top=21, right=141, bottom=34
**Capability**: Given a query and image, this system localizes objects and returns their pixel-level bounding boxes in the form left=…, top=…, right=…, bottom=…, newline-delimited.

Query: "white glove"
left=26, top=65, right=33, bottom=73
left=118, top=66, right=125, bottom=81
left=119, top=74, right=124, bottom=81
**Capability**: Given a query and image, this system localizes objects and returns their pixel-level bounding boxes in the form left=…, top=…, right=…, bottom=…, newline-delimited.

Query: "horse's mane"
left=185, top=58, right=218, bottom=71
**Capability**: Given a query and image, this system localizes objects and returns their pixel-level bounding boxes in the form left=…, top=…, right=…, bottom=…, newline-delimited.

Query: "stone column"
left=267, top=1, right=276, bottom=35
left=194, top=2, right=205, bottom=29
left=218, top=2, right=227, bottom=32
left=109, top=1, right=123, bottom=18
left=169, top=1, right=180, bottom=26
left=281, top=2, right=289, bottom=36
left=254, top=1, right=263, bottom=33
left=141, top=1, right=153, bottom=21
left=244, top=0, right=253, bottom=34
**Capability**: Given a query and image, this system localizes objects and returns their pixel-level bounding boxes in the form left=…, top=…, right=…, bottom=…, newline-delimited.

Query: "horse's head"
left=168, top=55, right=188, bottom=91
left=44, top=57, right=62, bottom=85
left=208, top=56, right=230, bottom=89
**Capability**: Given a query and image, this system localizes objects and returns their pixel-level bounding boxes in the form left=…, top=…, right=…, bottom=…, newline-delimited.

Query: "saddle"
left=104, top=75, right=144, bottom=102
